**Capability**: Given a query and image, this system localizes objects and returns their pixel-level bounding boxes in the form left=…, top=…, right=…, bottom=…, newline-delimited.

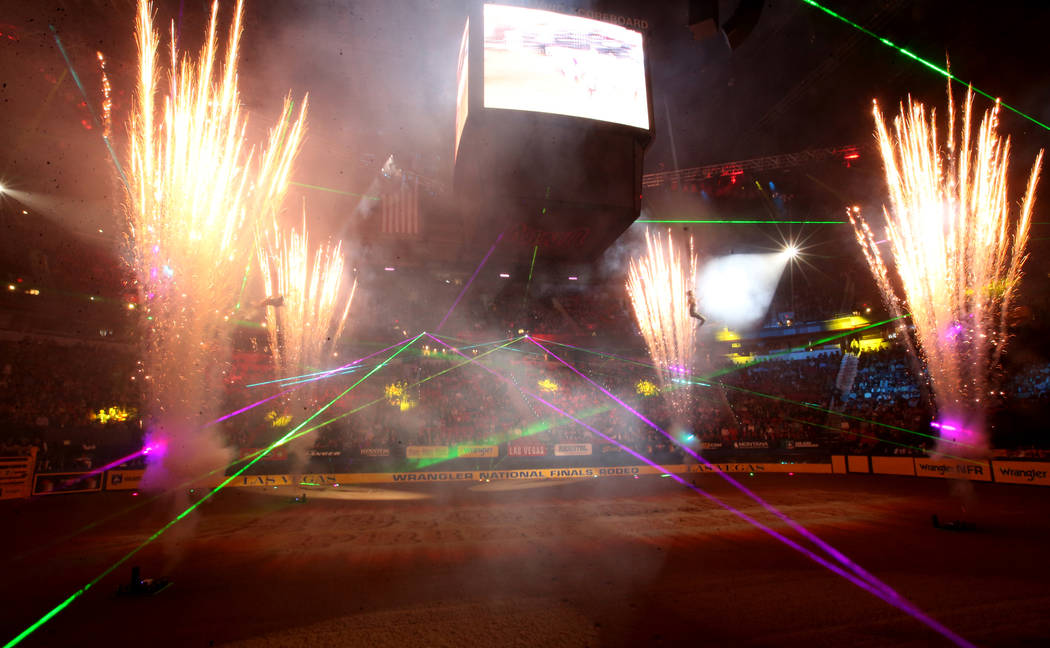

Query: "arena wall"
left=7, top=455, right=1050, bottom=498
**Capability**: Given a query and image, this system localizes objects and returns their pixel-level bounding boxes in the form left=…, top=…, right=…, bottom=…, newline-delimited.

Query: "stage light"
left=499, top=273, right=510, bottom=278
left=0, top=182, right=6, bottom=194
left=784, top=245, right=799, bottom=258
left=696, top=253, right=789, bottom=327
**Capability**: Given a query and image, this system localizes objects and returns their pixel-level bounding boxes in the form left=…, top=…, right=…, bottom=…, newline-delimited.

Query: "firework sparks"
left=125, top=0, right=307, bottom=485
left=852, top=85, right=1042, bottom=452
left=96, top=51, right=112, bottom=139
left=626, top=229, right=697, bottom=416
left=257, top=209, right=355, bottom=378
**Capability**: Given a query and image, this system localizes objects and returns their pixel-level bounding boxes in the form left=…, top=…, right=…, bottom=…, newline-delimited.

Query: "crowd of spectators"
left=6, top=328, right=1050, bottom=472
left=6, top=284, right=1050, bottom=474
left=0, top=337, right=142, bottom=471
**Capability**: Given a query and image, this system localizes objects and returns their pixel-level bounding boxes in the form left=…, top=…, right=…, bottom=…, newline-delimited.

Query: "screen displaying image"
left=455, top=18, right=469, bottom=158
left=483, top=4, right=648, bottom=129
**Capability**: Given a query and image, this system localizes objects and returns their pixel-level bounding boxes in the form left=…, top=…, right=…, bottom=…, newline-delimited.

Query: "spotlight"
left=0, top=182, right=6, bottom=193
left=784, top=245, right=799, bottom=258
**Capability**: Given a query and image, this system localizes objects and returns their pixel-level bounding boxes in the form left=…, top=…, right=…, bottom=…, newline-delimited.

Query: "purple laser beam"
left=205, top=388, right=293, bottom=427
left=435, top=231, right=504, bottom=332
left=529, top=336, right=899, bottom=601
left=251, top=335, right=414, bottom=388
left=62, top=447, right=149, bottom=487
left=426, top=334, right=972, bottom=647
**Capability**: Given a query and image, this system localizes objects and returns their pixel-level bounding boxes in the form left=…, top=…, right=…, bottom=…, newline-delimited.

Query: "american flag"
left=380, top=174, right=420, bottom=237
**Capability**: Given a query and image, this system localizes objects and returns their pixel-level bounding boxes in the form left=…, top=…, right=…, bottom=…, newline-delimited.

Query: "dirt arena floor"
left=4, top=473, right=1050, bottom=647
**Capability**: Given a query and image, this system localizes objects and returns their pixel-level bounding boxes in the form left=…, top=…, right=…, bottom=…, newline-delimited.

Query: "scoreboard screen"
left=483, top=4, right=648, bottom=129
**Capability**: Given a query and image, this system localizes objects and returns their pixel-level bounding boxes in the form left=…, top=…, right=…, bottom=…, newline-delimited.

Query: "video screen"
left=483, top=4, right=648, bottom=130
left=455, top=18, right=469, bottom=158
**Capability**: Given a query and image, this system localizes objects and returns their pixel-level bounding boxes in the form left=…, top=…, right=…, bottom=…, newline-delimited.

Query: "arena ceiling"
left=1, top=0, right=1048, bottom=270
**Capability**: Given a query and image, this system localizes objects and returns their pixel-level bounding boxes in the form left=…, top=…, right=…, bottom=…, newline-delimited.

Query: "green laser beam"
left=686, top=378, right=959, bottom=447
left=11, top=337, right=520, bottom=565
left=544, top=313, right=906, bottom=381
left=5, top=335, right=421, bottom=648
left=409, top=337, right=597, bottom=469
left=784, top=417, right=981, bottom=464
left=290, top=181, right=380, bottom=200
left=406, top=341, right=946, bottom=474
left=542, top=315, right=952, bottom=447
left=806, top=314, right=905, bottom=347
left=418, top=337, right=941, bottom=472
left=637, top=219, right=846, bottom=225
left=259, top=337, right=527, bottom=458
left=234, top=264, right=250, bottom=311
left=249, top=337, right=517, bottom=389
left=523, top=245, right=538, bottom=307
left=799, top=0, right=1050, bottom=131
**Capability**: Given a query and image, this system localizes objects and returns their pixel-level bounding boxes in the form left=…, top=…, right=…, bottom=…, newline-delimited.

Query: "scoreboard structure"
left=453, top=3, right=654, bottom=263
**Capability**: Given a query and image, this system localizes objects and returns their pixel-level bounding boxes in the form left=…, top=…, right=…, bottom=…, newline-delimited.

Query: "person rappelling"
left=686, top=290, right=706, bottom=327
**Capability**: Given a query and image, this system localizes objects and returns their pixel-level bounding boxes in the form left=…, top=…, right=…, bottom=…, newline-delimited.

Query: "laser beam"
left=49, top=25, right=129, bottom=190
left=4, top=334, right=421, bottom=647
left=436, top=231, right=504, bottom=331
left=799, top=0, right=1050, bottom=131
left=637, top=219, right=845, bottom=225
left=465, top=339, right=972, bottom=646
left=529, top=337, right=900, bottom=599
left=290, top=181, right=379, bottom=200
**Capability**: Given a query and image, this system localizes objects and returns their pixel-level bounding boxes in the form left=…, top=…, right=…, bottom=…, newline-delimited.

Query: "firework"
left=626, top=229, right=697, bottom=416
left=96, top=51, right=112, bottom=139
left=852, top=85, right=1042, bottom=452
left=257, top=210, right=355, bottom=379
left=125, top=0, right=307, bottom=485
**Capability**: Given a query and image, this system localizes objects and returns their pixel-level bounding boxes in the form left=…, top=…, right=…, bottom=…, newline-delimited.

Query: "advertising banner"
left=406, top=445, right=449, bottom=460
left=700, top=442, right=722, bottom=450
left=733, top=441, right=769, bottom=450
left=106, top=469, right=146, bottom=491
left=913, top=458, right=991, bottom=481
left=870, top=456, right=915, bottom=476
left=990, top=460, right=1050, bottom=486
left=847, top=455, right=870, bottom=473
left=239, top=447, right=288, bottom=462
left=455, top=445, right=499, bottom=458
left=508, top=443, right=547, bottom=457
left=687, top=462, right=832, bottom=475
left=214, top=462, right=839, bottom=488
left=32, top=472, right=103, bottom=495
left=784, top=440, right=821, bottom=450
left=359, top=447, right=391, bottom=458
left=554, top=443, right=592, bottom=456
left=0, top=450, right=36, bottom=499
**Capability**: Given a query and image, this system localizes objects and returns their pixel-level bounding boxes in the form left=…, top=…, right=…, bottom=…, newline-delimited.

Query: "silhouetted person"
left=686, top=290, right=706, bottom=327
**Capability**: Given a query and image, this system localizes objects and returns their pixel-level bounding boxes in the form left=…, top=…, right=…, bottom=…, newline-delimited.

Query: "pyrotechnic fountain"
left=852, top=86, right=1042, bottom=454
left=257, top=212, right=354, bottom=380
left=256, top=211, right=355, bottom=463
left=626, top=228, right=698, bottom=419
left=125, top=0, right=307, bottom=486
